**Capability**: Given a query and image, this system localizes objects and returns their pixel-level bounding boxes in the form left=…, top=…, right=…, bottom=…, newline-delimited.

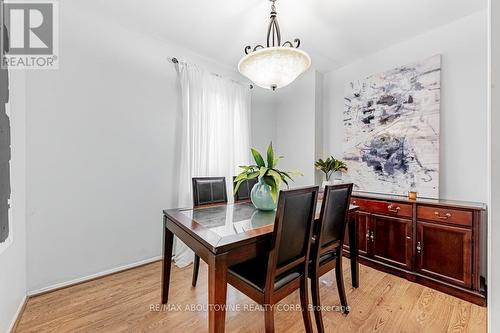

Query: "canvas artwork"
left=343, top=55, right=441, bottom=198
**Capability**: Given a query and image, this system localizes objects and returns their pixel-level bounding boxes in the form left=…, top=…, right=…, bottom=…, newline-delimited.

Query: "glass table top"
left=180, top=203, right=277, bottom=238
left=167, top=202, right=357, bottom=252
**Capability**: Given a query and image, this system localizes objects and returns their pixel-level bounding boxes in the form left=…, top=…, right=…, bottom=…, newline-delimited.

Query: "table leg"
left=208, top=253, right=228, bottom=333
left=348, top=211, right=360, bottom=288
left=161, top=215, right=174, bottom=304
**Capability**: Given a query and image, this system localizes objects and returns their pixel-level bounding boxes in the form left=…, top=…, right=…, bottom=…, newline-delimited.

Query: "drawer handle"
left=434, top=211, right=452, bottom=220
left=417, top=241, right=422, bottom=254
left=352, top=200, right=357, bottom=205
left=387, top=205, right=401, bottom=213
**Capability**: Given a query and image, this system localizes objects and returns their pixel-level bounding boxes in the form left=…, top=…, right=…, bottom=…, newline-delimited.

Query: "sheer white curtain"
left=173, top=61, right=251, bottom=267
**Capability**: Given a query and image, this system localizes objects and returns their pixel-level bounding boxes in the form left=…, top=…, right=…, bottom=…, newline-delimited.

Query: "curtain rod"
left=168, top=57, right=253, bottom=90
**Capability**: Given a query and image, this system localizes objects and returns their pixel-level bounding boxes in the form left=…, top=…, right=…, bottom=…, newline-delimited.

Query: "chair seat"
left=228, top=255, right=302, bottom=291
left=319, top=251, right=337, bottom=265
left=309, top=251, right=338, bottom=272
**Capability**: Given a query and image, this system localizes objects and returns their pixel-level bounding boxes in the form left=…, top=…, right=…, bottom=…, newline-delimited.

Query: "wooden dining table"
left=161, top=201, right=360, bottom=333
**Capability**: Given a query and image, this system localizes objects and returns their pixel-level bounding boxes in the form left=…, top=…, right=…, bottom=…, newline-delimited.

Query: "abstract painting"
left=343, top=55, right=440, bottom=198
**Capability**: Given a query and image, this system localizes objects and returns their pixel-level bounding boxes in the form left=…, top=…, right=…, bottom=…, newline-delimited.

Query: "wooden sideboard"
left=343, top=191, right=487, bottom=306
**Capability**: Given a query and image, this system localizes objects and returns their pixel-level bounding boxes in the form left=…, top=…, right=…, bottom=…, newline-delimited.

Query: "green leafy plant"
left=234, top=142, right=302, bottom=203
left=314, top=156, right=348, bottom=181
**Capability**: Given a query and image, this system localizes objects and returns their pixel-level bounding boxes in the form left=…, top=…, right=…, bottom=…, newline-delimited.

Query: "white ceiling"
left=87, top=0, right=487, bottom=72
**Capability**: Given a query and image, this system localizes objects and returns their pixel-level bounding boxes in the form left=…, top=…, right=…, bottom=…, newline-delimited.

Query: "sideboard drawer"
left=417, top=205, right=472, bottom=227
left=351, top=198, right=413, bottom=219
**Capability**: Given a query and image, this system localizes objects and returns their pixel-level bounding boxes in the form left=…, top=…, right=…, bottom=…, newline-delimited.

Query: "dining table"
left=161, top=200, right=360, bottom=333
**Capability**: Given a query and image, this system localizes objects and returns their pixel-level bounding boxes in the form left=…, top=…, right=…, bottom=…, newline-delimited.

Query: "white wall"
left=274, top=70, right=317, bottom=187
left=252, top=71, right=325, bottom=187
left=0, top=71, right=27, bottom=333
left=251, top=70, right=324, bottom=188
left=323, top=10, right=488, bottom=203
left=489, top=0, right=499, bottom=331
left=24, top=1, right=250, bottom=293
left=251, top=87, right=276, bottom=153
left=314, top=73, right=324, bottom=185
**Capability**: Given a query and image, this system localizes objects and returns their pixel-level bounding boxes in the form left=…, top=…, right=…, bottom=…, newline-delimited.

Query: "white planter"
left=322, top=180, right=335, bottom=188
left=322, top=171, right=345, bottom=188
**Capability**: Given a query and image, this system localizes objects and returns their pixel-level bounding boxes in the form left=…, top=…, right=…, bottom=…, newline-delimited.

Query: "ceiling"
left=87, top=0, right=487, bottom=72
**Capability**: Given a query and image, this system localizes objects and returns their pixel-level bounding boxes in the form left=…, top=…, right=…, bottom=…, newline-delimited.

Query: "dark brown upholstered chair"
left=227, top=186, right=319, bottom=333
left=191, top=177, right=228, bottom=287
left=233, top=176, right=258, bottom=202
left=192, top=177, right=228, bottom=207
left=310, top=183, right=353, bottom=333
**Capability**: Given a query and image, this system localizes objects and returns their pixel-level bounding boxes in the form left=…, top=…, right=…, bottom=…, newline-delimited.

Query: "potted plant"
left=234, top=142, right=302, bottom=211
left=315, top=156, right=348, bottom=187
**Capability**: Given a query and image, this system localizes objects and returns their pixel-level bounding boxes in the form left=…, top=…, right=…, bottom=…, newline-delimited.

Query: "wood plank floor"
left=14, top=259, right=487, bottom=333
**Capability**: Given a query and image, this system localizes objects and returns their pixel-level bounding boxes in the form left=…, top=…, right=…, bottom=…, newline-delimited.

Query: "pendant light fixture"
left=238, top=0, right=311, bottom=91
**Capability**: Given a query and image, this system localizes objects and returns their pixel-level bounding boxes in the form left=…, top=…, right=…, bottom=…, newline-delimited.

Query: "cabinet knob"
left=352, top=200, right=357, bottom=205
left=434, top=211, right=452, bottom=220
left=417, top=241, right=422, bottom=254
left=369, top=231, right=375, bottom=242
left=387, top=205, right=401, bottom=213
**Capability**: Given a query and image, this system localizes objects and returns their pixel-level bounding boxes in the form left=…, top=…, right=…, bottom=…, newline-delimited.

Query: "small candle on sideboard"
left=408, top=191, right=418, bottom=200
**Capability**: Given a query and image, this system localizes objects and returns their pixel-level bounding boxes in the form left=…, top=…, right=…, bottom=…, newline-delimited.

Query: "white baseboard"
left=8, top=294, right=27, bottom=333
left=27, top=256, right=162, bottom=296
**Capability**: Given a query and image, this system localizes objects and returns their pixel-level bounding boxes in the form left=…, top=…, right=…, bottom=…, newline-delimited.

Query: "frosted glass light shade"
left=238, top=47, right=311, bottom=90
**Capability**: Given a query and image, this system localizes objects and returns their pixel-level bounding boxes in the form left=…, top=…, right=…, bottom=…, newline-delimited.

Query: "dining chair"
left=191, top=177, right=228, bottom=287
left=233, top=177, right=258, bottom=202
left=192, top=177, right=228, bottom=207
left=310, top=183, right=353, bottom=333
left=227, top=186, right=319, bottom=333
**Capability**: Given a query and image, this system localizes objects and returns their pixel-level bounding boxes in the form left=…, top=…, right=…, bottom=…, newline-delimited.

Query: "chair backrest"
left=233, top=177, right=258, bottom=202
left=267, top=186, right=319, bottom=281
left=317, top=184, right=353, bottom=249
left=192, top=177, right=228, bottom=207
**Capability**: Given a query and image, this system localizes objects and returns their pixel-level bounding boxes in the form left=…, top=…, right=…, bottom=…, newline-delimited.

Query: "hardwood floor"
left=14, top=259, right=486, bottom=333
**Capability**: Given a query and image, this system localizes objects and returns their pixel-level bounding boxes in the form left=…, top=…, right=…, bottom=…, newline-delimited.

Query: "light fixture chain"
left=267, top=0, right=280, bottom=47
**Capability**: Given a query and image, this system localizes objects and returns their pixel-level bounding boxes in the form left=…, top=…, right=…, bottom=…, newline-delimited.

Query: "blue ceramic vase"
left=251, top=178, right=277, bottom=211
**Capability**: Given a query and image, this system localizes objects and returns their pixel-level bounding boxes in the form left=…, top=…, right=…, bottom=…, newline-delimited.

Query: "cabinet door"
left=416, top=221, right=472, bottom=288
left=371, top=214, right=413, bottom=270
left=343, top=212, right=370, bottom=256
